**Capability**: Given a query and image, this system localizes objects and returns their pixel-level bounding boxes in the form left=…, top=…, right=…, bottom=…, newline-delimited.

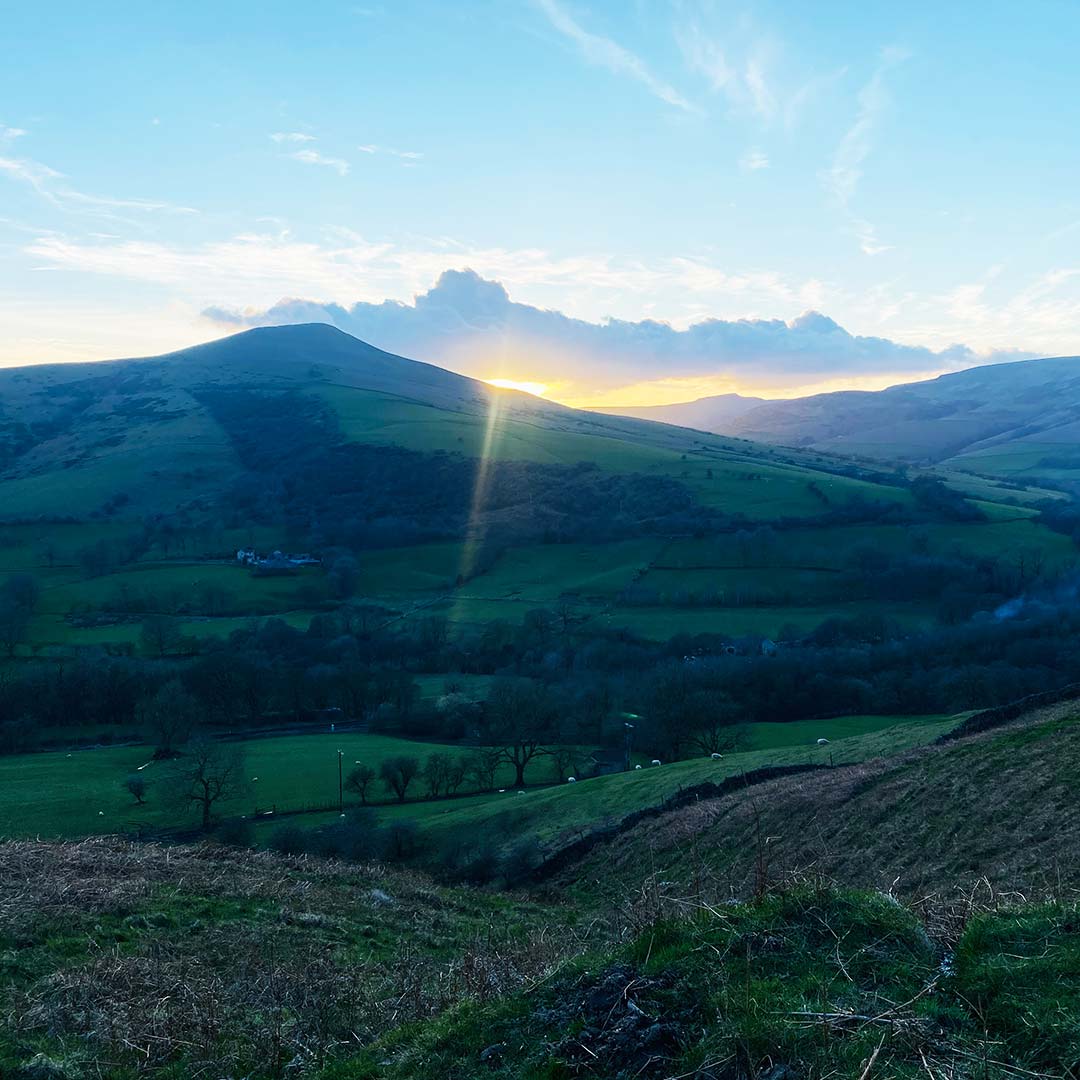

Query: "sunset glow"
left=485, top=378, right=550, bottom=398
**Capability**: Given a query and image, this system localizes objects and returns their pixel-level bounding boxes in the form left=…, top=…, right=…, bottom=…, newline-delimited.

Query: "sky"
left=3, top=0, right=1080, bottom=406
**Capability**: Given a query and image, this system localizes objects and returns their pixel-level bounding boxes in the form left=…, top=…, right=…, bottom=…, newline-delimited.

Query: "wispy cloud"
left=854, top=219, right=892, bottom=256
left=0, top=124, right=27, bottom=141
left=290, top=149, right=350, bottom=176
left=358, top=143, right=424, bottom=162
left=0, top=149, right=197, bottom=218
left=675, top=24, right=787, bottom=123
left=534, top=0, right=697, bottom=112
left=823, top=46, right=909, bottom=208
left=270, top=131, right=315, bottom=144
left=739, top=148, right=769, bottom=171
left=821, top=47, right=908, bottom=257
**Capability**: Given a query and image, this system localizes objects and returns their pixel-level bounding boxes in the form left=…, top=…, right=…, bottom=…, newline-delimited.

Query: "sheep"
left=816, top=738, right=830, bottom=745
left=651, top=759, right=662, bottom=766
left=567, top=776, right=577, bottom=783
left=710, top=752, right=723, bottom=760
left=634, top=764, right=642, bottom=770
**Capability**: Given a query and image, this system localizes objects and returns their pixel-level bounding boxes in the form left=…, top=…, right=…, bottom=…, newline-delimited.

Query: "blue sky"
left=3, top=0, right=1080, bottom=403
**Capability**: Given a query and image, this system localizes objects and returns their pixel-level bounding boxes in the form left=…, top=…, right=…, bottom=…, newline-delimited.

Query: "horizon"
left=4, top=1, right=1080, bottom=404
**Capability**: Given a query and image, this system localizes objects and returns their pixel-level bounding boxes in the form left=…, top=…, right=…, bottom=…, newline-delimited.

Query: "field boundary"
left=935, top=682, right=1080, bottom=742
left=530, top=762, right=830, bottom=883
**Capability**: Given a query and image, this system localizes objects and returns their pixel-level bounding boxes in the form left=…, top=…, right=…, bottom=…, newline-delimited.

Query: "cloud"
left=0, top=124, right=27, bottom=141
left=358, top=143, right=423, bottom=162
left=0, top=151, right=196, bottom=218
left=289, top=149, right=350, bottom=175
left=823, top=46, right=908, bottom=208
left=199, top=268, right=1028, bottom=404
left=534, top=0, right=697, bottom=112
left=739, top=148, right=769, bottom=171
left=270, top=131, right=316, bottom=144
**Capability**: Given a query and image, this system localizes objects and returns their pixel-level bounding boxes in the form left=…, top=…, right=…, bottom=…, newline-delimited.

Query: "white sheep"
left=651, top=759, right=662, bottom=766
left=710, top=752, right=723, bottom=760
left=567, top=776, right=577, bottom=783
left=634, top=764, right=642, bottom=770
left=816, top=738, right=830, bottom=745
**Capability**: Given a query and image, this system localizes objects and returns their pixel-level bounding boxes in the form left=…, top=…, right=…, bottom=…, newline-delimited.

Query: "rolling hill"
left=1, top=324, right=1076, bottom=654
left=604, top=353, right=1080, bottom=486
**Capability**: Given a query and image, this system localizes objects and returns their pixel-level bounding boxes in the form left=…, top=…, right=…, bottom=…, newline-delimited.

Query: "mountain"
left=587, top=392, right=768, bottom=429
left=596, top=353, right=1080, bottom=484
left=0, top=323, right=754, bottom=519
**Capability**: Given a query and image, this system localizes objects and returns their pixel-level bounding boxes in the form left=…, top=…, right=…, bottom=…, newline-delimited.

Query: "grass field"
left=0, top=713, right=957, bottom=842
left=239, top=713, right=960, bottom=855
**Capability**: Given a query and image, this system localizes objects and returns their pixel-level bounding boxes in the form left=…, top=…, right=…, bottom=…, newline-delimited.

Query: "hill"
left=551, top=694, right=1080, bottom=902
left=7, top=322, right=1056, bottom=657
left=626, top=354, right=1080, bottom=489
left=588, top=391, right=768, bottom=429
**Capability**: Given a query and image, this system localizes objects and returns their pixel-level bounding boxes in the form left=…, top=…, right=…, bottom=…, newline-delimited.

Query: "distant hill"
left=609, top=355, right=1080, bottom=483
left=588, top=392, right=768, bottom=429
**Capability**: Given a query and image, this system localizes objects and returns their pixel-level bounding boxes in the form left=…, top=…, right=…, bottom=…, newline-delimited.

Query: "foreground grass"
left=4, top=841, right=1076, bottom=1080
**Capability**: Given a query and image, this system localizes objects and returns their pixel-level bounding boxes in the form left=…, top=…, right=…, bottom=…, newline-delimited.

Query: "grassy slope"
left=0, top=732, right=545, bottom=838
left=0, top=714, right=955, bottom=843
left=3, top=840, right=1076, bottom=1080
left=558, top=699, right=1080, bottom=902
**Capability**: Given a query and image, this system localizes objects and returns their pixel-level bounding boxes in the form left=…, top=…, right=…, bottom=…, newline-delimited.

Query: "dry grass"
left=0, top=838, right=583, bottom=1078
left=557, top=704, right=1080, bottom=905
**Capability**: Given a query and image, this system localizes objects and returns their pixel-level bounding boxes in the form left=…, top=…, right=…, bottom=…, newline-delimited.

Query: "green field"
left=240, top=714, right=959, bottom=854
left=0, top=713, right=958, bottom=843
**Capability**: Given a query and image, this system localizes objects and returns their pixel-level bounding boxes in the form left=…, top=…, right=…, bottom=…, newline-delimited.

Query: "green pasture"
left=251, top=713, right=961, bottom=854
left=0, top=731, right=535, bottom=839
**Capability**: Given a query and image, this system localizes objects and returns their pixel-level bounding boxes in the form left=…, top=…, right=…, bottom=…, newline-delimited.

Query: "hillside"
left=7, top=323, right=1060, bottom=656
left=611, top=354, right=1080, bottom=487
left=588, top=391, right=768, bottom=429
left=553, top=696, right=1080, bottom=901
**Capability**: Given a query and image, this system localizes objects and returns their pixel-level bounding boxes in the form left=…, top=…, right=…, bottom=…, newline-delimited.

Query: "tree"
left=687, top=692, right=741, bottom=756
left=0, top=573, right=39, bottom=658
left=549, top=744, right=577, bottom=783
left=344, top=763, right=376, bottom=805
left=169, top=735, right=247, bottom=829
left=138, top=679, right=199, bottom=758
left=328, top=555, right=359, bottom=599
left=483, top=678, right=557, bottom=787
left=466, top=747, right=503, bottom=793
left=380, top=754, right=420, bottom=803
left=422, top=752, right=452, bottom=798
left=444, top=756, right=468, bottom=796
left=140, top=614, right=182, bottom=659
left=123, top=772, right=147, bottom=805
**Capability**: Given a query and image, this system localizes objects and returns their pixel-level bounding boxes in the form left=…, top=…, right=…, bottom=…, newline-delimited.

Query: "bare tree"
left=170, top=736, right=247, bottom=829
left=483, top=678, right=557, bottom=787
left=422, top=753, right=452, bottom=798
left=138, top=680, right=199, bottom=758
left=466, top=747, right=503, bottom=793
left=379, top=755, right=420, bottom=803
left=344, top=763, right=376, bottom=805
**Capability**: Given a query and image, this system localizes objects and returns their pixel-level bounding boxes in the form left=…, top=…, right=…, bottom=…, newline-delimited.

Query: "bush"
left=268, top=823, right=309, bottom=856
left=215, top=817, right=255, bottom=847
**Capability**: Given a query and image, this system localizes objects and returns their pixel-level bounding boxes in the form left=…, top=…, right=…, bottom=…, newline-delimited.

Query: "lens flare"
left=485, top=378, right=548, bottom=397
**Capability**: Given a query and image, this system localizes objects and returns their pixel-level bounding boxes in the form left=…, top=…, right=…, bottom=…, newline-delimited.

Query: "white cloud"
left=270, top=131, right=316, bottom=144
left=289, top=149, right=350, bottom=176
left=534, top=0, right=697, bottom=112
left=0, top=153, right=196, bottom=218
left=823, top=46, right=909, bottom=208
left=854, top=219, right=892, bottom=256
left=739, top=148, right=769, bottom=171
left=0, top=124, right=27, bottom=141
left=358, top=143, right=424, bottom=162
left=197, top=267, right=1032, bottom=403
